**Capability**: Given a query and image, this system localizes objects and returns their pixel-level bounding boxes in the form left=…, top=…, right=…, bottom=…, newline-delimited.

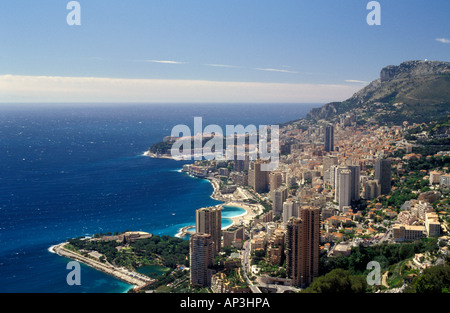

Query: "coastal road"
left=241, top=240, right=257, bottom=288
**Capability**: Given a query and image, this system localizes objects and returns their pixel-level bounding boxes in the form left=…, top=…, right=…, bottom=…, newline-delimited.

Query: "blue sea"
left=0, top=103, right=319, bottom=293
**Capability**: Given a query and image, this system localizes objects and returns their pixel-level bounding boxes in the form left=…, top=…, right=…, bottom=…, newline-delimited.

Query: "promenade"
left=51, top=243, right=153, bottom=289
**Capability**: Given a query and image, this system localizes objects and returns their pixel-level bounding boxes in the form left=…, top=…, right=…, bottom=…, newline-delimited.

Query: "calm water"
left=0, top=103, right=319, bottom=293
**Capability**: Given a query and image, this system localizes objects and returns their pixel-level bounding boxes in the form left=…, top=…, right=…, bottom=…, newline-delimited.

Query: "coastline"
left=142, top=146, right=258, bottom=226
left=50, top=152, right=261, bottom=291
left=143, top=150, right=180, bottom=160
left=206, top=175, right=263, bottom=229
left=50, top=242, right=153, bottom=292
left=171, top=170, right=263, bottom=237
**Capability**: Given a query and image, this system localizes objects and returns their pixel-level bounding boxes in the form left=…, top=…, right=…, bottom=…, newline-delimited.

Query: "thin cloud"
left=345, top=79, right=369, bottom=84
left=436, top=38, right=450, bottom=44
left=144, top=60, right=186, bottom=64
left=205, top=63, right=240, bottom=68
left=255, top=68, right=298, bottom=74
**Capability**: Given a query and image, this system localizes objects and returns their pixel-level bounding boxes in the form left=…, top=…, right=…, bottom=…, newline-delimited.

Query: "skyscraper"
left=329, top=164, right=339, bottom=188
left=282, top=199, right=299, bottom=223
left=324, top=125, right=334, bottom=152
left=196, top=207, right=222, bottom=255
left=189, top=233, right=214, bottom=287
left=334, top=165, right=360, bottom=209
left=333, top=166, right=347, bottom=200
left=347, top=165, right=361, bottom=202
left=375, top=159, right=392, bottom=195
left=286, top=206, right=320, bottom=288
left=248, top=160, right=269, bottom=193
left=364, top=179, right=381, bottom=200
left=269, top=171, right=283, bottom=200
left=337, top=169, right=352, bottom=209
left=272, top=185, right=289, bottom=216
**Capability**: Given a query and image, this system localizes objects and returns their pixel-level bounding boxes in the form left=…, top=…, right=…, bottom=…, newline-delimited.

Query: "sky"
left=0, top=0, right=449, bottom=103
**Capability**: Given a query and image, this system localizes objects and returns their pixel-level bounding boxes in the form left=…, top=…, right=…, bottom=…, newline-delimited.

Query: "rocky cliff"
left=307, top=60, right=450, bottom=124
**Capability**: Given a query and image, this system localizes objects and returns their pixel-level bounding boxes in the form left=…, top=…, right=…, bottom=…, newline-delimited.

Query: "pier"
left=177, top=225, right=196, bottom=238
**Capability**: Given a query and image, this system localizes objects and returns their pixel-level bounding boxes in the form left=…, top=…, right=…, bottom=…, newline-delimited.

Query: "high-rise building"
left=333, top=166, right=347, bottom=199
left=347, top=165, right=360, bottom=202
left=269, top=171, right=283, bottom=199
left=324, top=125, right=334, bottom=152
left=334, top=165, right=360, bottom=209
left=329, top=164, right=339, bottom=188
left=272, top=185, right=289, bottom=216
left=375, top=159, right=392, bottom=195
left=282, top=199, right=299, bottom=223
left=189, top=233, right=215, bottom=287
left=248, top=160, right=269, bottom=193
left=337, top=169, right=352, bottom=209
left=285, top=206, right=320, bottom=287
left=364, top=179, right=381, bottom=200
left=196, top=207, right=222, bottom=255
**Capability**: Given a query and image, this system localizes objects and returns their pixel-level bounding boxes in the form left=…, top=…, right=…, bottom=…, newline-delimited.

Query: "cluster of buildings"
left=189, top=206, right=249, bottom=292
left=393, top=200, right=442, bottom=242
left=189, top=203, right=322, bottom=289
left=430, top=170, right=450, bottom=187
left=183, top=113, right=448, bottom=291
left=182, top=163, right=212, bottom=178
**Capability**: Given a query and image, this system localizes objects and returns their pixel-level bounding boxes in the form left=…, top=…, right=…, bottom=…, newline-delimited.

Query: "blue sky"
left=0, top=0, right=449, bottom=103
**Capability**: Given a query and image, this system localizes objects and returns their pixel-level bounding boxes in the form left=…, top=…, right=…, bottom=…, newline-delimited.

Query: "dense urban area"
left=58, top=110, right=450, bottom=294
left=55, top=61, right=450, bottom=294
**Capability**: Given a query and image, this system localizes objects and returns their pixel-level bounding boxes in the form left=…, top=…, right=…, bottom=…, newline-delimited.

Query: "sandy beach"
left=222, top=201, right=263, bottom=228
left=175, top=177, right=264, bottom=237
left=50, top=171, right=262, bottom=288
left=143, top=153, right=263, bottom=230
left=206, top=176, right=264, bottom=229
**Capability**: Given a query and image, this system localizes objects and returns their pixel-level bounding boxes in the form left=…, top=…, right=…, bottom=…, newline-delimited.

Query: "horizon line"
left=0, top=74, right=363, bottom=104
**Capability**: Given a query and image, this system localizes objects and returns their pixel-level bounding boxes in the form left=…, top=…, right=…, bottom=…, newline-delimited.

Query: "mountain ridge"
left=306, top=60, right=450, bottom=125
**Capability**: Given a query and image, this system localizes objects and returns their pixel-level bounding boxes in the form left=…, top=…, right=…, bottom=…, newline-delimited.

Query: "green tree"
left=302, top=268, right=367, bottom=293
left=413, top=265, right=450, bottom=293
left=399, top=244, right=414, bottom=260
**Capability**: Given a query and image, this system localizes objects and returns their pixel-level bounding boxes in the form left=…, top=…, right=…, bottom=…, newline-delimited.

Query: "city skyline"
left=0, top=1, right=449, bottom=103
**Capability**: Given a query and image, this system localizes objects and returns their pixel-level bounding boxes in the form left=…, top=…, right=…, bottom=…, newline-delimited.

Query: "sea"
left=0, top=103, right=320, bottom=293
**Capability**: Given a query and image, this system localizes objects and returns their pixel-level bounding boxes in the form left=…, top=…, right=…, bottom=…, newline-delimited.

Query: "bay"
left=0, top=103, right=319, bottom=292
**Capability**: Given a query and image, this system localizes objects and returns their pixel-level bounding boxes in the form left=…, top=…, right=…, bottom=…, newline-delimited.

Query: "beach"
left=222, top=201, right=262, bottom=228
left=49, top=169, right=262, bottom=289
left=1, top=104, right=310, bottom=293
left=208, top=175, right=264, bottom=229
left=144, top=150, right=263, bottom=230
